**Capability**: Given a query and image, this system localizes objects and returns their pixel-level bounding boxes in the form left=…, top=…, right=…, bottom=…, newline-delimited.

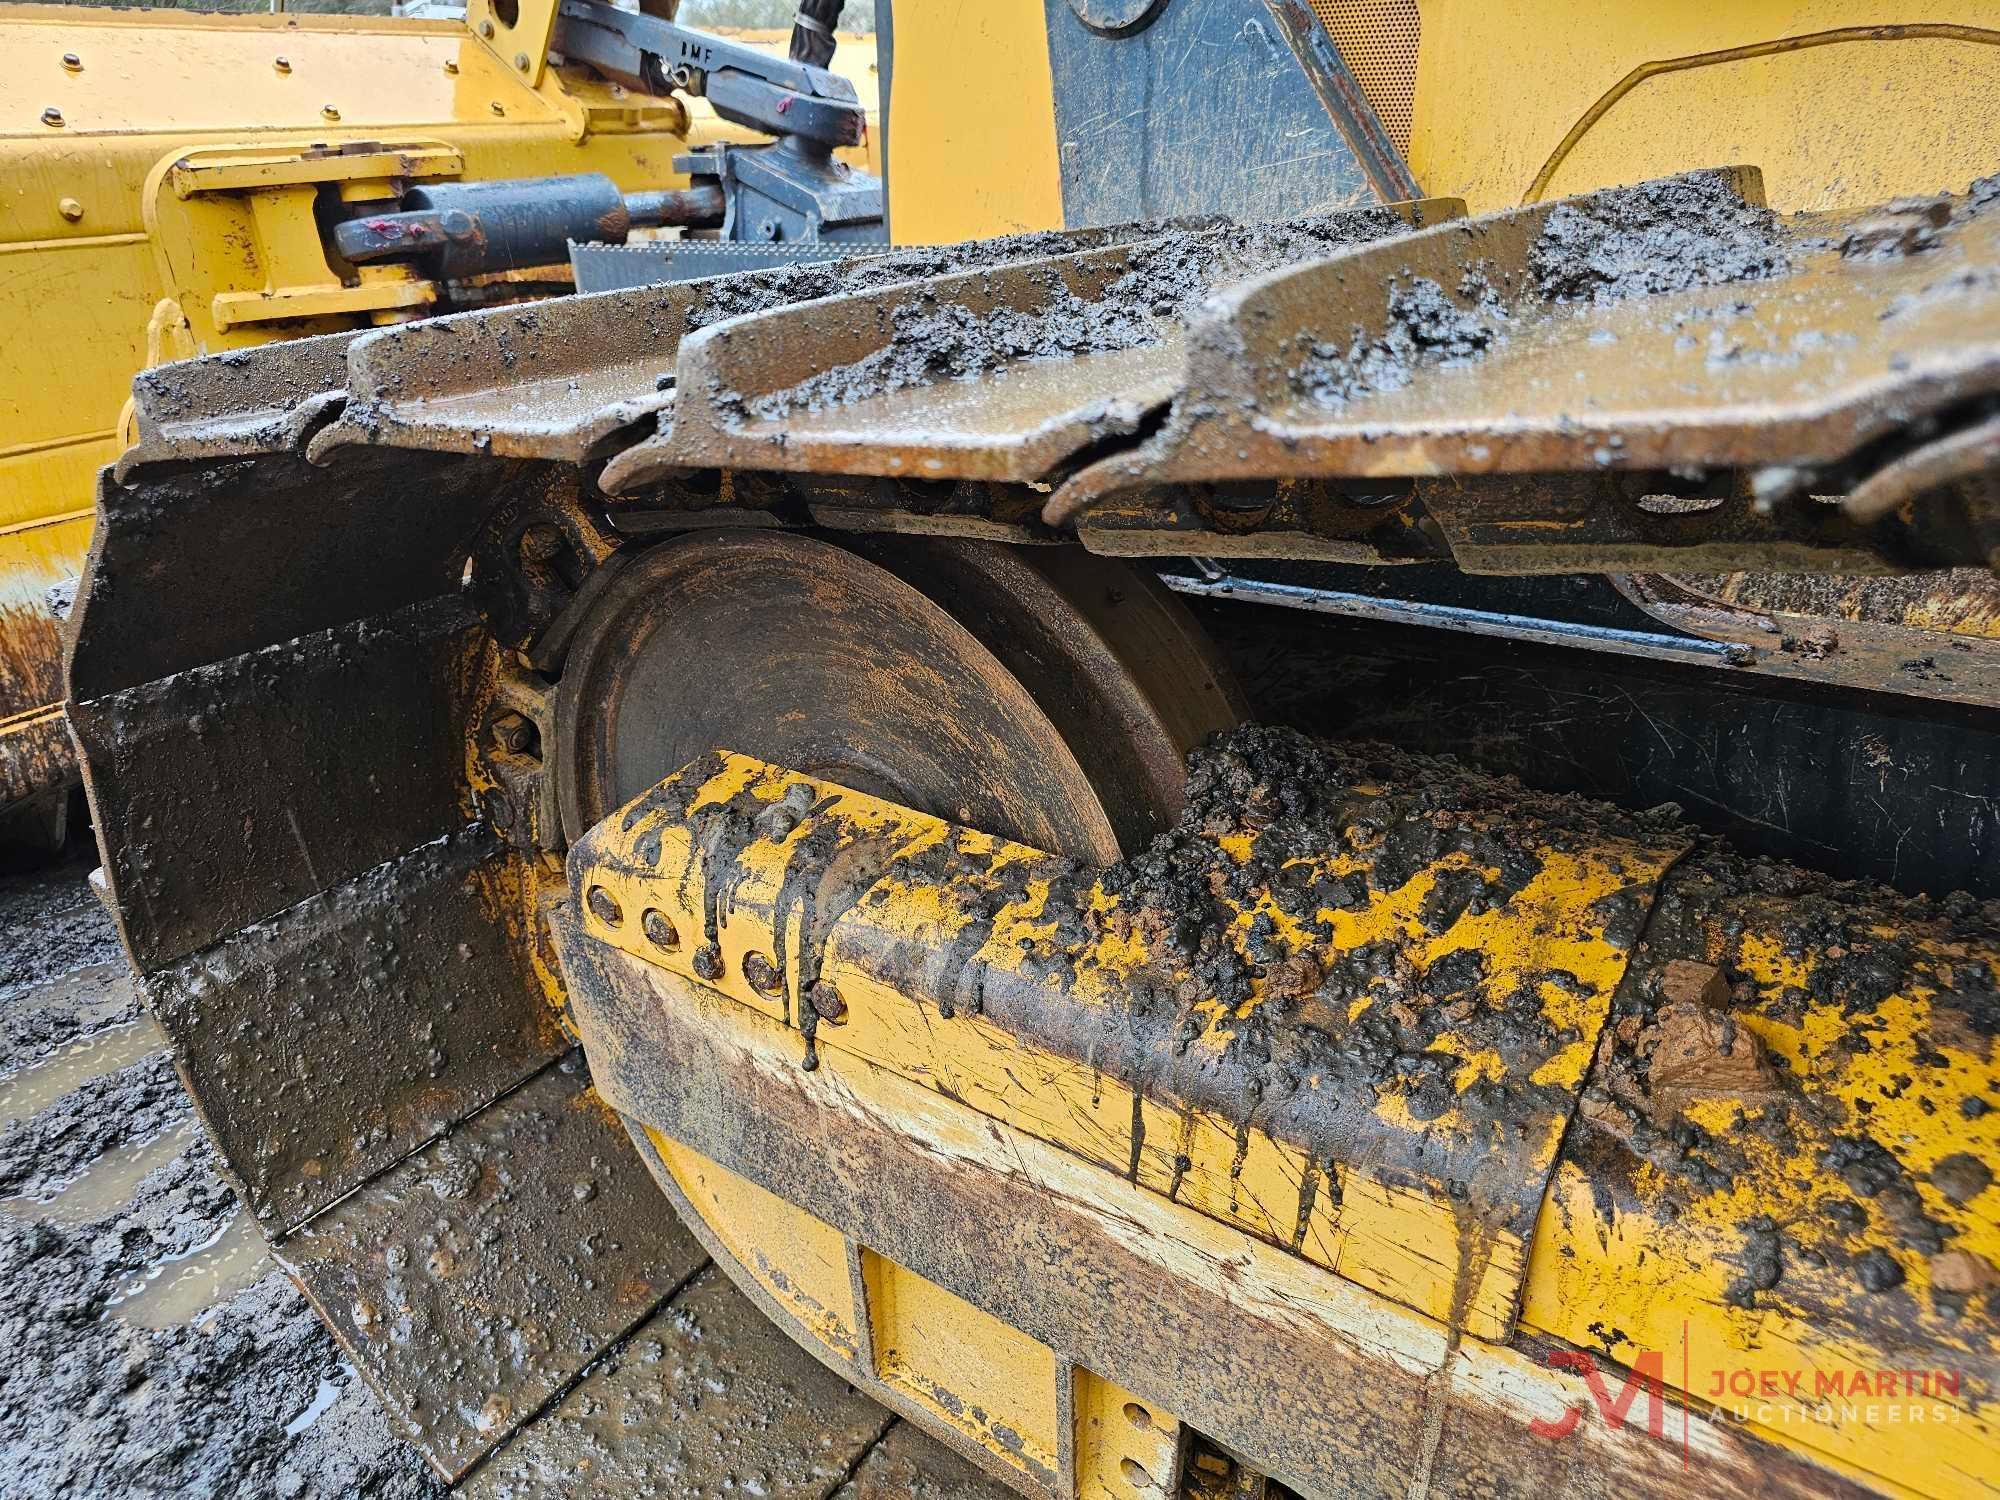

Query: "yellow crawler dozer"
left=38, top=0, right=2000, bottom=1495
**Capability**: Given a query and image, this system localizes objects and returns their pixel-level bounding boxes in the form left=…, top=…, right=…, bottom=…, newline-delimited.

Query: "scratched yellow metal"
left=1409, top=1, right=2000, bottom=213
left=646, top=1129, right=864, bottom=1362
left=571, top=754, right=2000, bottom=1496
left=572, top=751, right=1687, bottom=1345
left=577, top=888, right=1976, bottom=1495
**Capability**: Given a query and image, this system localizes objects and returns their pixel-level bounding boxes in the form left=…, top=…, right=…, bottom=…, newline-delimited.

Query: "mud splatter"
left=0, top=1152, right=443, bottom=1500
left=758, top=724, right=1686, bottom=1239
left=1570, top=833, right=1998, bottom=1337
left=1529, top=170, right=1794, bottom=304
left=744, top=209, right=1417, bottom=418
left=1290, top=271, right=1506, bottom=409
left=682, top=217, right=1230, bottom=332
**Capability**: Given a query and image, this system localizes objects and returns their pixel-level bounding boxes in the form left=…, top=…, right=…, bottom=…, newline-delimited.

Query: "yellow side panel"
left=1072, top=1367, right=1182, bottom=1500
left=1409, top=1, right=2000, bottom=212
left=0, top=438, right=119, bottom=541
left=650, top=1130, right=864, bottom=1362
left=0, top=235, right=153, bottom=528
left=0, top=11, right=541, bottom=145
left=862, top=1247, right=1061, bottom=1480
left=887, top=0, right=1064, bottom=242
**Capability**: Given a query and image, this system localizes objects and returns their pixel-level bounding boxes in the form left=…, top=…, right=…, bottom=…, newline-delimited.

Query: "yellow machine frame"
left=0, top=3, right=881, bottom=821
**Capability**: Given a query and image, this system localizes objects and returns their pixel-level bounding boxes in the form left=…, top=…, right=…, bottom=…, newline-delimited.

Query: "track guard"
left=557, top=747, right=2000, bottom=1498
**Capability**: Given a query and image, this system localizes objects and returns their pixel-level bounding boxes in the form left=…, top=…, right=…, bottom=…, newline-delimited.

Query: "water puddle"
left=283, top=1364, right=354, bottom=1437
left=0, top=960, right=273, bottom=1330
left=0, top=1006, right=164, bottom=1127
left=106, top=1209, right=271, bottom=1331
left=2, top=1117, right=195, bottom=1227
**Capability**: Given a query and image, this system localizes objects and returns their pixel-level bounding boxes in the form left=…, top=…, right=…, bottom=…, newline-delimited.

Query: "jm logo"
left=1529, top=1351, right=1668, bottom=1440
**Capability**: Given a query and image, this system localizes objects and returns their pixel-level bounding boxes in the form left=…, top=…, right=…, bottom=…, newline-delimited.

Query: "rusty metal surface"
left=277, top=1058, right=705, bottom=1482
left=69, top=450, right=504, bottom=701
left=147, top=826, right=562, bottom=1231
left=566, top=168, right=2000, bottom=575
left=1076, top=479, right=1446, bottom=565
left=1844, top=407, right=2000, bottom=524
left=549, top=530, right=1229, bottom=860
left=67, top=596, right=480, bottom=972
left=312, top=289, right=686, bottom=465
left=1403, top=470, right=1905, bottom=577
left=459, top=1263, right=894, bottom=1498
left=1060, top=169, right=2000, bottom=494
left=1665, top=566, right=2000, bottom=637
left=833, top=537, right=1247, bottom=850
left=1622, top=567, right=2000, bottom=713
left=612, top=202, right=1457, bottom=494
left=1619, top=576, right=2000, bottom=711
left=116, top=329, right=364, bottom=480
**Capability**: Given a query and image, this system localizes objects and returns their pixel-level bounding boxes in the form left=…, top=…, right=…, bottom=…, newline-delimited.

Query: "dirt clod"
left=1658, top=959, right=1729, bottom=1010
left=1642, top=1001, right=1779, bottom=1122
left=1930, top=1248, right=1999, bottom=1296
left=1290, top=272, right=1504, bottom=410
left=1931, top=1152, right=1992, bottom=1205
left=1529, top=170, right=1793, bottom=305
left=1854, top=1246, right=1906, bottom=1293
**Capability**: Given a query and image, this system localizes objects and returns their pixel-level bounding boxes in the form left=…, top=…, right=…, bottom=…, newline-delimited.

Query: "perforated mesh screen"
left=1308, top=0, right=1421, bottom=159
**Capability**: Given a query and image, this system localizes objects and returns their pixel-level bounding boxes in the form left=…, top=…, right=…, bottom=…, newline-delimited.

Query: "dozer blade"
left=557, top=739, right=2000, bottom=1500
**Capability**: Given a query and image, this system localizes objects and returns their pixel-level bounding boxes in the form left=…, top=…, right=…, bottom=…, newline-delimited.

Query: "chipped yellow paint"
left=1523, top=896, right=2000, bottom=1497
left=577, top=752, right=1682, bottom=1346
left=589, top=940, right=1932, bottom=1497
left=650, top=1130, right=863, bottom=1361
left=575, top=753, right=2000, bottom=1496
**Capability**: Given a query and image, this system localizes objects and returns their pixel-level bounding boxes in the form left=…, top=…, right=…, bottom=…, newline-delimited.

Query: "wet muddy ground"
left=0, top=851, right=445, bottom=1500
left=0, top=851, right=1006, bottom=1499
